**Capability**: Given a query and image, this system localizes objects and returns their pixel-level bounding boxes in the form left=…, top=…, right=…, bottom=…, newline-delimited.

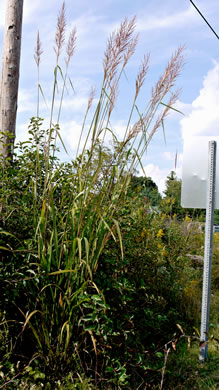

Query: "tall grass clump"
left=0, top=2, right=185, bottom=388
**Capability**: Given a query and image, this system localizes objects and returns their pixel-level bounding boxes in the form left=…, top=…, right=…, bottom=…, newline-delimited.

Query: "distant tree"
left=0, top=0, right=24, bottom=162
left=214, top=210, right=219, bottom=225
left=161, top=171, right=183, bottom=217
left=128, top=175, right=161, bottom=206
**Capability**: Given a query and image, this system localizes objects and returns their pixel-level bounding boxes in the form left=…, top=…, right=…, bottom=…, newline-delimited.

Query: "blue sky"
left=0, top=0, right=219, bottom=192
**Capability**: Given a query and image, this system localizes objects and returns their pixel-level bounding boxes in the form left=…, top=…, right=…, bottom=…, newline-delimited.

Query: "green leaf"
left=68, top=77, right=75, bottom=93
left=0, top=246, right=10, bottom=251
left=176, top=323, right=184, bottom=335
left=160, top=101, right=185, bottom=115
left=38, top=83, right=48, bottom=109
left=34, top=372, right=46, bottom=380
left=0, top=230, right=20, bottom=241
left=161, top=119, right=166, bottom=145
left=113, top=219, right=124, bottom=259
left=48, top=269, right=76, bottom=275
left=101, top=217, right=116, bottom=241
left=55, top=126, right=69, bottom=155
left=22, top=310, right=42, bottom=331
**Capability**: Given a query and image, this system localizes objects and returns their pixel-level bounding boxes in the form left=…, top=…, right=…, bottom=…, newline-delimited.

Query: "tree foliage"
left=128, top=175, right=161, bottom=207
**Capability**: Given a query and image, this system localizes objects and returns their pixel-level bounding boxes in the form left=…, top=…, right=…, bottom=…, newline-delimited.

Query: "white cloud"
left=168, top=100, right=192, bottom=120
left=0, top=0, right=50, bottom=27
left=16, top=121, right=30, bottom=143
left=163, top=151, right=176, bottom=162
left=163, top=151, right=183, bottom=164
left=55, top=96, right=90, bottom=112
left=142, top=160, right=182, bottom=195
left=17, top=89, right=36, bottom=114
left=142, top=163, right=169, bottom=194
left=23, top=1, right=42, bottom=23
left=61, top=119, right=85, bottom=154
left=68, top=13, right=108, bottom=48
left=181, top=62, right=219, bottom=140
left=137, top=4, right=196, bottom=32
left=61, top=118, right=129, bottom=157
left=110, top=120, right=127, bottom=140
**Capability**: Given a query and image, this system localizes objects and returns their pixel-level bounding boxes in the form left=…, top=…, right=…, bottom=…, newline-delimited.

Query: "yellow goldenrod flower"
left=157, top=228, right=164, bottom=238
left=162, top=249, right=168, bottom=257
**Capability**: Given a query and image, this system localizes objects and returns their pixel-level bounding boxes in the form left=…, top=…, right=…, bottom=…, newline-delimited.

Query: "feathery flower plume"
left=103, top=16, right=137, bottom=85
left=147, top=89, right=180, bottom=145
left=124, top=116, right=144, bottom=145
left=54, top=2, right=66, bottom=60
left=123, top=33, right=139, bottom=67
left=65, top=26, right=77, bottom=66
left=125, top=46, right=184, bottom=145
left=135, top=53, right=150, bottom=98
left=34, top=31, right=43, bottom=117
left=109, top=79, right=119, bottom=116
left=34, top=31, right=43, bottom=67
left=87, top=86, right=96, bottom=110
left=151, top=46, right=184, bottom=106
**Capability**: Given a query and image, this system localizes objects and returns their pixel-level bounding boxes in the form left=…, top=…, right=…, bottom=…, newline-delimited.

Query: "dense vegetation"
left=0, top=4, right=219, bottom=389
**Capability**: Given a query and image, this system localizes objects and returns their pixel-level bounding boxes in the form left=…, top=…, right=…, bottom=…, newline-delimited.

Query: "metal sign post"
left=181, top=137, right=218, bottom=363
left=199, top=140, right=216, bottom=363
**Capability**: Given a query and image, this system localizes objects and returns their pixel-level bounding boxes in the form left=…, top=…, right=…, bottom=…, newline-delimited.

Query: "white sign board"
left=181, top=136, right=219, bottom=209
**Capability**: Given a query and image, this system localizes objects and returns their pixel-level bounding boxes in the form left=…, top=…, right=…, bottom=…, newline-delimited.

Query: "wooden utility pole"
left=0, top=0, right=24, bottom=161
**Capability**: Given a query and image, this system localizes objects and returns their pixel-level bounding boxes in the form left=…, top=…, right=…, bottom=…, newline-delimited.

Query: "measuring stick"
left=199, top=140, right=216, bottom=363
